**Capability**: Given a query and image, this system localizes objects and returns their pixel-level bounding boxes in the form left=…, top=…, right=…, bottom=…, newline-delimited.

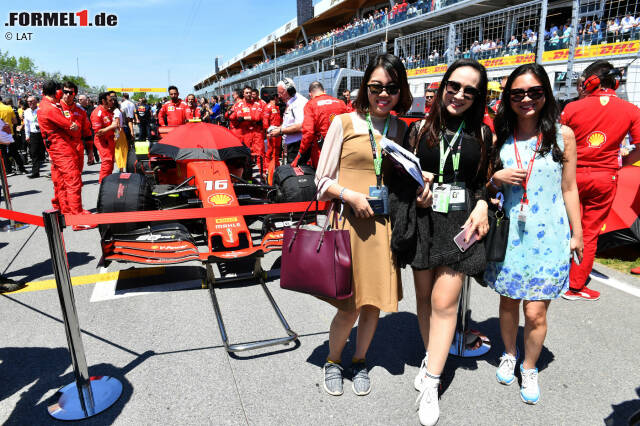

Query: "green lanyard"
left=366, top=113, right=390, bottom=187
left=438, top=121, right=465, bottom=183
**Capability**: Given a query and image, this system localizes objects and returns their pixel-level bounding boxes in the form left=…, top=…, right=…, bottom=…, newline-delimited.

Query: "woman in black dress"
left=403, top=59, right=492, bottom=426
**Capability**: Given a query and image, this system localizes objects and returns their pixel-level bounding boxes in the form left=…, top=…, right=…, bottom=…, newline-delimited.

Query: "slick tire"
left=97, top=172, right=157, bottom=237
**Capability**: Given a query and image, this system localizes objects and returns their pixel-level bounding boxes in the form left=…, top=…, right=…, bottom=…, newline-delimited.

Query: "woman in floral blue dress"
left=484, top=64, right=583, bottom=405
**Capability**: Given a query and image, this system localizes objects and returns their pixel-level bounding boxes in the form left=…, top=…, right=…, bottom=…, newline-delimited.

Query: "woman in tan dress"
left=315, top=54, right=414, bottom=397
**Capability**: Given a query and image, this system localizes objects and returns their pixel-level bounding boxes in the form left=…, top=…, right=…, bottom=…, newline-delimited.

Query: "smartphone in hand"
left=572, top=250, right=581, bottom=265
left=453, top=225, right=479, bottom=252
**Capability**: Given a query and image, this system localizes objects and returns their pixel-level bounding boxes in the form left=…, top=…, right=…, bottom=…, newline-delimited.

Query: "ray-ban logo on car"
left=5, top=11, right=118, bottom=27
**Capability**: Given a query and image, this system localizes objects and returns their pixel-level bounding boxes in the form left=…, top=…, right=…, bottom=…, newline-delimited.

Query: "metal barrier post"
left=449, top=276, right=491, bottom=357
left=0, top=149, right=29, bottom=232
left=42, top=210, right=122, bottom=420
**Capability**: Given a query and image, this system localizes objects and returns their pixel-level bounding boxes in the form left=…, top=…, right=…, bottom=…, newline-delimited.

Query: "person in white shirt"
left=0, top=117, right=12, bottom=145
left=120, top=93, right=135, bottom=143
left=23, top=96, right=46, bottom=178
left=269, top=78, right=308, bottom=164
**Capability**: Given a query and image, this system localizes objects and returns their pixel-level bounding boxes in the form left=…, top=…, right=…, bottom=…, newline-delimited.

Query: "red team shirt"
left=60, top=101, right=92, bottom=144
left=561, top=88, right=640, bottom=170
left=158, top=99, right=188, bottom=126
left=185, top=105, right=201, bottom=120
left=300, top=93, right=348, bottom=167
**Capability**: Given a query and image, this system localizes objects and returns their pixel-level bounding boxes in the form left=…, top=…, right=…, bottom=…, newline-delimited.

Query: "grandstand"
left=194, top=0, right=640, bottom=111
left=0, top=67, right=97, bottom=104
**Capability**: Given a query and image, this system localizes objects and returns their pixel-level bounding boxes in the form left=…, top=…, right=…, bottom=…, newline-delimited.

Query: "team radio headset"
left=581, top=68, right=622, bottom=93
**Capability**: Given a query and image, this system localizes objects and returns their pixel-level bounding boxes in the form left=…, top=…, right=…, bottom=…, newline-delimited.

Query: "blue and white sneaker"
left=520, top=365, right=540, bottom=404
left=496, top=352, right=517, bottom=385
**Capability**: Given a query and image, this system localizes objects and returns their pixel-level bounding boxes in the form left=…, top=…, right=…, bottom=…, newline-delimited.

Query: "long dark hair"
left=418, top=59, right=488, bottom=147
left=492, top=63, right=562, bottom=175
left=354, top=53, right=413, bottom=115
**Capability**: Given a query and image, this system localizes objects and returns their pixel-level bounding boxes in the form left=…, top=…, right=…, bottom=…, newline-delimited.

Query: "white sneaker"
left=416, top=376, right=439, bottom=426
left=496, top=352, right=517, bottom=385
left=520, top=365, right=540, bottom=404
left=414, top=352, right=429, bottom=391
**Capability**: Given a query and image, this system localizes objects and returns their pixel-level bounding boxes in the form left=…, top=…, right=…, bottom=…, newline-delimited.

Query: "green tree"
left=132, top=92, right=146, bottom=101
left=61, top=75, right=88, bottom=88
left=17, top=56, right=36, bottom=73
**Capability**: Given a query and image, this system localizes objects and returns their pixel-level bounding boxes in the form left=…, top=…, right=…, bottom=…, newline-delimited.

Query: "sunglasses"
left=445, top=80, right=480, bottom=100
left=367, top=83, right=400, bottom=95
left=509, top=86, right=545, bottom=102
left=425, top=95, right=434, bottom=99
left=63, top=89, right=75, bottom=95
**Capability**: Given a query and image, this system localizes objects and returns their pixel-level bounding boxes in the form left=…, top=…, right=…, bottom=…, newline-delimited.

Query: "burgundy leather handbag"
left=280, top=200, right=353, bottom=300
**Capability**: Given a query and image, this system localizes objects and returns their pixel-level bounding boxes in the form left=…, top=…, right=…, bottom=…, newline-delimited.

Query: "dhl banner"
left=407, top=64, right=448, bottom=77
left=542, top=40, right=640, bottom=62
left=406, top=41, right=640, bottom=78
left=107, top=88, right=167, bottom=92
left=480, top=53, right=535, bottom=69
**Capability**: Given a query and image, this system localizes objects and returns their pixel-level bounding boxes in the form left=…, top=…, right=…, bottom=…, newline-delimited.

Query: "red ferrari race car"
left=96, top=122, right=317, bottom=352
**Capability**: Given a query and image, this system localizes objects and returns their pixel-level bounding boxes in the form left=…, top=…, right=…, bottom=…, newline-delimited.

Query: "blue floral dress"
left=484, top=129, right=571, bottom=300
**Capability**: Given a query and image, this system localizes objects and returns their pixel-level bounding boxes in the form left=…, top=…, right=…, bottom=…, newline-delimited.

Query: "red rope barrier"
left=0, top=208, right=44, bottom=227
left=63, top=201, right=331, bottom=227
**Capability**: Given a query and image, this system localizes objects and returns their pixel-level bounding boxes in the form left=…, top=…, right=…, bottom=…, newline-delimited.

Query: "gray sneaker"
left=351, top=361, right=371, bottom=396
left=322, top=362, right=344, bottom=396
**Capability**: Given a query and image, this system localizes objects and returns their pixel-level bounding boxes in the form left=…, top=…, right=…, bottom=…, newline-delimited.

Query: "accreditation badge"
left=432, top=183, right=451, bottom=213
left=449, top=182, right=466, bottom=212
left=517, top=203, right=529, bottom=223
left=368, top=185, right=389, bottom=215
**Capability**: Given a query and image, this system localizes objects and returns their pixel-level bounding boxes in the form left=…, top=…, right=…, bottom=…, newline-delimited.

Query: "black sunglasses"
left=63, top=89, right=75, bottom=95
left=509, top=86, right=545, bottom=102
left=445, top=80, right=480, bottom=100
left=367, top=83, right=400, bottom=95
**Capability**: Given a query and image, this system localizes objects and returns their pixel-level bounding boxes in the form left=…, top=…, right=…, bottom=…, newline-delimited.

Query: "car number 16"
left=205, top=180, right=228, bottom=191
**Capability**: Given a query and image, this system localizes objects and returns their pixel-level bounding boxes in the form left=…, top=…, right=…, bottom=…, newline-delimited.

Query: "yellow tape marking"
left=10, top=267, right=166, bottom=294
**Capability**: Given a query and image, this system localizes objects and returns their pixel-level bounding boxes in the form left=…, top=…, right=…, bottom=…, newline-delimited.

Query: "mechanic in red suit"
left=60, top=81, right=92, bottom=173
left=158, top=85, right=187, bottom=126
left=252, top=88, right=268, bottom=142
left=229, top=86, right=265, bottom=166
left=38, top=80, right=95, bottom=230
left=424, top=87, right=435, bottom=115
left=560, top=60, right=640, bottom=301
left=185, top=93, right=201, bottom=120
left=225, top=89, right=242, bottom=139
left=343, top=89, right=354, bottom=112
left=91, top=91, right=118, bottom=183
left=295, top=81, right=348, bottom=168
left=263, top=93, right=282, bottom=168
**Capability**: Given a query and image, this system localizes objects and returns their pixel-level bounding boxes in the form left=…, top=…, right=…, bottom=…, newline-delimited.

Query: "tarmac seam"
left=224, top=352, right=250, bottom=425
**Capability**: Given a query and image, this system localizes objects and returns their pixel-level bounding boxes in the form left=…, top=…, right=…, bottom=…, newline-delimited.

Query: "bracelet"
left=339, top=187, right=347, bottom=202
left=489, top=177, right=500, bottom=190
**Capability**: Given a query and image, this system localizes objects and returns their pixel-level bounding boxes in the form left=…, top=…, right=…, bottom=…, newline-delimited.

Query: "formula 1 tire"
left=97, top=172, right=157, bottom=237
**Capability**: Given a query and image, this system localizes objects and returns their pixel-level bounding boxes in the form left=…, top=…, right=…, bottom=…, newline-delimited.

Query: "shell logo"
left=208, top=193, right=232, bottom=206
left=600, top=96, right=610, bottom=106
left=587, top=131, right=606, bottom=148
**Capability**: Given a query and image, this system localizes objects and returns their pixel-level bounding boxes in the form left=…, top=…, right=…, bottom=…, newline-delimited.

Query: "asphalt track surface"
left=1, top=161, right=639, bottom=425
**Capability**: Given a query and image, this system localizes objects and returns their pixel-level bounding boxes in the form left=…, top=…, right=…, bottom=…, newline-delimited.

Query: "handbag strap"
left=287, top=191, right=335, bottom=251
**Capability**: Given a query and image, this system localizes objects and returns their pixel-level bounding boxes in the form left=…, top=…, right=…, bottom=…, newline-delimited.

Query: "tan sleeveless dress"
left=325, top=113, right=403, bottom=312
